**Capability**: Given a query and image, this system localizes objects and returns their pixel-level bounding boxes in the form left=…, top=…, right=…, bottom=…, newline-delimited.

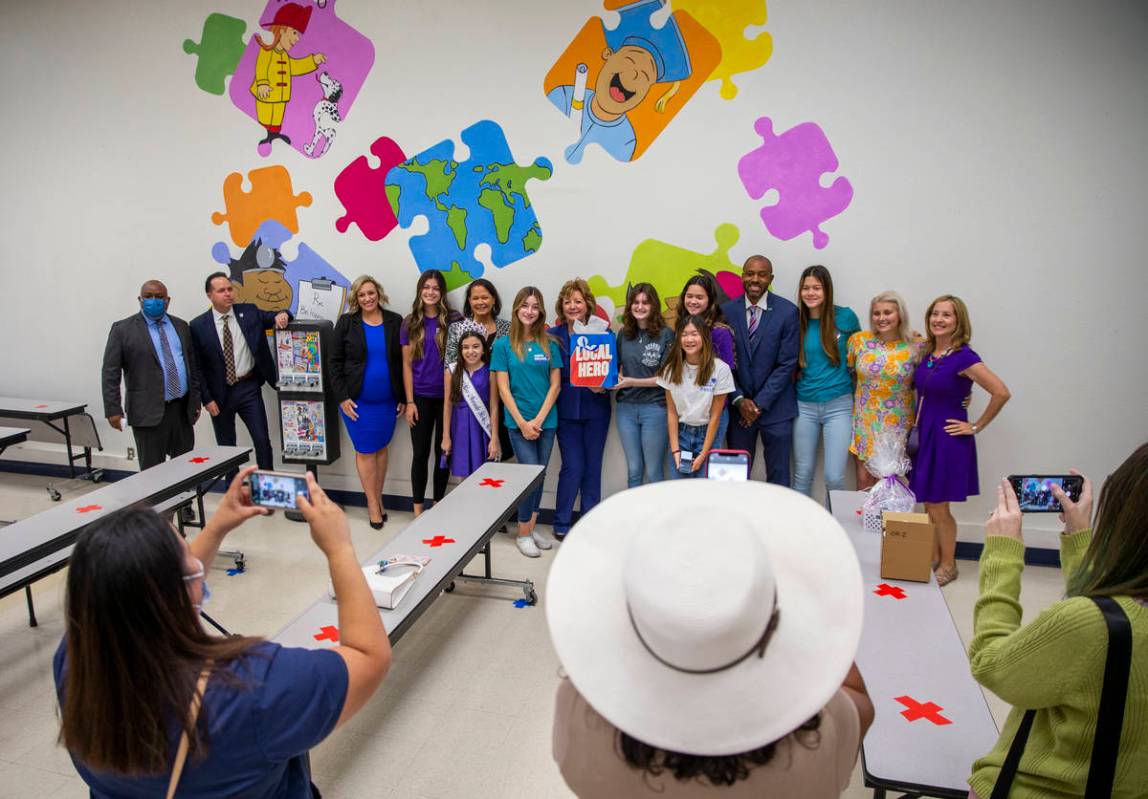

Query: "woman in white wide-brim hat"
left=547, top=480, right=873, bottom=797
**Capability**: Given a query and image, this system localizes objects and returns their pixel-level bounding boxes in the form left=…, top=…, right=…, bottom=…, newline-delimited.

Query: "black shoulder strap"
left=1085, top=596, right=1132, bottom=798
left=989, top=596, right=1132, bottom=798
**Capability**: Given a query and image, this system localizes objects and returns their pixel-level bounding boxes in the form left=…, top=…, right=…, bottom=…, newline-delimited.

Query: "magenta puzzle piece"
left=333, top=136, right=406, bottom=240
left=737, top=117, right=853, bottom=249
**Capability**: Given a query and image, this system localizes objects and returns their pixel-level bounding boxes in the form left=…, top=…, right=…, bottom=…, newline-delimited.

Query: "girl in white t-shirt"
left=657, top=316, right=735, bottom=478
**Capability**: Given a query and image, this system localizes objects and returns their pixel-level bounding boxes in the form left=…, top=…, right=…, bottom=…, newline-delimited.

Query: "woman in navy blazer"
left=548, top=279, right=613, bottom=540
left=721, top=256, right=800, bottom=486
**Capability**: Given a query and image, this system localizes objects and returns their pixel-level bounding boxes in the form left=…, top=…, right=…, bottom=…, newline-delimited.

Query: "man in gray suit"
left=101, top=280, right=201, bottom=470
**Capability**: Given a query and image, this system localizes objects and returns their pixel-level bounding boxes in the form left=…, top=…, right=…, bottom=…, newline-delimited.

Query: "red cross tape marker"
left=422, top=535, right=456, bottom=547
left=76, top=505, right=103, bottom=513
left=313, top=625, right=339, bottom=642
left=189, top=456, right=210, bottom=464
left=480, top=478, right=504, bottom=488
left=874, top=583, right=907, bottom=600
left=894, top=695, right=952, bottom=725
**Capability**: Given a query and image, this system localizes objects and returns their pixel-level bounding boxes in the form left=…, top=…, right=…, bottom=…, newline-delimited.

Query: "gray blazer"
left=101, top=313, right=201, bottom=428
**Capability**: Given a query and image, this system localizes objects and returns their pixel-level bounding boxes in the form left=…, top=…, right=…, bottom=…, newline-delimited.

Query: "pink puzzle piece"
left=333, top=136, right=406, bottom=240
left=737, top=117, right=853, bottom=249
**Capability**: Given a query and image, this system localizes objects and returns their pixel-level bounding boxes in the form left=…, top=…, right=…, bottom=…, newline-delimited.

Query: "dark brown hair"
left=448, top=329, right=490, bottom=404
left=677, top=273, right=726, bottom=331
left=619, top=715, right=821, bottom=786
left=661, top=315, right=715, bottom=387
left=797, top=265, right=841, bottom=369
left=405, top=270, right=452, bottom=361
left=621, top=282, right=665, bottom=340
left=59, top=508, right=260, bottom=775
left=1067, top=442, right=1148, bottom=599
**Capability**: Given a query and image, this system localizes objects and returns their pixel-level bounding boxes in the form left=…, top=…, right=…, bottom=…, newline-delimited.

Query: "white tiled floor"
left=0, top=472, right=1068, bottom=798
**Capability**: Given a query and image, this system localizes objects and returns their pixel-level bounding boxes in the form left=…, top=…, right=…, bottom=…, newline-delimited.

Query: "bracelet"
left=971, top=423, right=978, bottom=434
left=671, top=449, right=680, bottom=454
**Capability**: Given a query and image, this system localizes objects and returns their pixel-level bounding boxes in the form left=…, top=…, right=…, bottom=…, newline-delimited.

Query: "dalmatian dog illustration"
left=304, top=72, right=342, bottom=157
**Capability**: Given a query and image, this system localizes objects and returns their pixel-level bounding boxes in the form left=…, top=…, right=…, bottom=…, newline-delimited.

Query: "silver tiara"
left=454, top=319, right=487, bottom=339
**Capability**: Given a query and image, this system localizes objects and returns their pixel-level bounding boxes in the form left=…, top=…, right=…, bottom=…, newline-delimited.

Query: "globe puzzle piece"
left=385, top=119, right=552, bottom=280
left=211, top=166, right=313, bottom=247
left=334, top=136, right=407, bottom=240
left=672, top=0, right=772, bottom=100
left=182, top=13, right=248, bottom=96
left=737, top=116, right=853, bottom=250
left=587, top=223, right=746, bottom=327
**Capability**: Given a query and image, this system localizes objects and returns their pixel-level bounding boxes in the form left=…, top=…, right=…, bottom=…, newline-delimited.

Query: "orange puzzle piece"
left=211, top=165, right=313, bottom=246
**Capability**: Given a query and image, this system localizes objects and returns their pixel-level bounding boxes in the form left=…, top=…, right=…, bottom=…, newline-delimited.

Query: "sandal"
left=935, top=565, right=959, bottom=587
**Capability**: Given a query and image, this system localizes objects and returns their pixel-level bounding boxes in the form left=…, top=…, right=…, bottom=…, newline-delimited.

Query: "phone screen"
left=706, top=450, right=750, bottom=481
left=248, top=471, right=310, bottom=510
left=1009, top=475, right=1082, bottom=513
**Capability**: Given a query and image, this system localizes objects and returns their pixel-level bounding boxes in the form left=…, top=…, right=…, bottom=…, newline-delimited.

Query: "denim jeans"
left=508, top=427, right=556, bottom=523
left=669, top=423, right=710, bottom=479
left=615, top=402, right=669, bottom=487
left=792, top=393, right=853, bottom=498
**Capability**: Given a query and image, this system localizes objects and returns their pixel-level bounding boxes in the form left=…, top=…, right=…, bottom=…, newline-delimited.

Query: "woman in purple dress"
left=910, top=295, right=1010, bottom=586
left=442, top=324, right=500, bottom=477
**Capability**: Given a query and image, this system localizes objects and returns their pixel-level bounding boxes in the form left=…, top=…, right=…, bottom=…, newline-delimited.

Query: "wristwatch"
left=971, top=423, right=978, bottom=434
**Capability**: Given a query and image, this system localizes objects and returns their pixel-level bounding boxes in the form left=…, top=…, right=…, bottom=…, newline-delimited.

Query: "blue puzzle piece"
left=226, top=568, right=243, bottom=576
left=385, top=120, right=552, bottom=280
left=513, top=598, right=531, bottom=608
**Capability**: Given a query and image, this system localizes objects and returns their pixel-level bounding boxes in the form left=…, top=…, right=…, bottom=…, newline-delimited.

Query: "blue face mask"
left=141, top=297, right=167, bottom=319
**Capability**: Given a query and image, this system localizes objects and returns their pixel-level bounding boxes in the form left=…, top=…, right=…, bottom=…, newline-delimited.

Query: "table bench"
left=0, top=397, right=104, bottom=500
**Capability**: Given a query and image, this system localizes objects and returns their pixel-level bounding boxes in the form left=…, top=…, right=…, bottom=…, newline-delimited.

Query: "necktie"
left=155, top=320, right=181, bottom=399
left=222, top=314, right=237, bottom=385
left=748, top=305, right=760, bottom=337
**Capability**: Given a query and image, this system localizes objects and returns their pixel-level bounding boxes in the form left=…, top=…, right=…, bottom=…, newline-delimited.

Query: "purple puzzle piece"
left=737, top=117, right=853, bottom=249
left=333, top=136, right=406, bottom=240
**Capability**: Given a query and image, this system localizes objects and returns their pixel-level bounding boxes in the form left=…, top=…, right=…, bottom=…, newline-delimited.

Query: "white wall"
left=2, top=0, right=1145, bottom=548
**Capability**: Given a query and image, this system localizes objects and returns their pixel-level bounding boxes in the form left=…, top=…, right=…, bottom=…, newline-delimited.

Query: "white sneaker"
left=516, top=535, right=541, bottom=558
left=531, top=530, right=553, bottom=550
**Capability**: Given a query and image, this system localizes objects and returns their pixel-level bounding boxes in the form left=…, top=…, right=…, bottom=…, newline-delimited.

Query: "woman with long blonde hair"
left=490, top=287, right=562, bottom=557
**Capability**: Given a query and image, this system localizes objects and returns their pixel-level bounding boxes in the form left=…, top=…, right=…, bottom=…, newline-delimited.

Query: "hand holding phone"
left=1007, top=474, right=1084, bottom=513
left=248, top=470, right=311, bottom=510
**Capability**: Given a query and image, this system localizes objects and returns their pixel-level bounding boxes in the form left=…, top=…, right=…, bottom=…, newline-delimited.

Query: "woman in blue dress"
left=331, top=275, right=405, bottom=529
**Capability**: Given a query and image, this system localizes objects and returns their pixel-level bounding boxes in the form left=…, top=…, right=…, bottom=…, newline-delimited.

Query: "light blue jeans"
left=615, top=402, right=669, bottom=487
left=508, top=427, right=556, bottom=523
left=792, top=393, right=853, bottom=498
left=668, top=423, right=710, bottom=479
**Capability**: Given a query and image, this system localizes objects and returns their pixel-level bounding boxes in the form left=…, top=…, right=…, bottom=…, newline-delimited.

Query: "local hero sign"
left=570, top=333, right=617, bottom=388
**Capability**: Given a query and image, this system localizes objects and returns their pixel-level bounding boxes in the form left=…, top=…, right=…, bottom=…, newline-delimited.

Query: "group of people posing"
left=330, top=254, right=1010, bottom=585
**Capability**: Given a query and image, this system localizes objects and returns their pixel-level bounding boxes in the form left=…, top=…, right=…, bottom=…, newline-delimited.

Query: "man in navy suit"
left=721, top=255, right=799, bottom=486
left=190, top=272, right=291, bottom=471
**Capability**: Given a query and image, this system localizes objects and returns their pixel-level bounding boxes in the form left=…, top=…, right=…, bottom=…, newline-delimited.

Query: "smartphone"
left=678, top=450, right=695, bottom=475
left=1007, top=474, right=1083, bottom=513
left=706, top=450, right=751, bottom=481
left=247, top=470, right=310, bottom=510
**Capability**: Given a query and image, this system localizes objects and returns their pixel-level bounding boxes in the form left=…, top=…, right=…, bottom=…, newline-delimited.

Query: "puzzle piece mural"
left=182, top=13, right=248, bottom=95
left=211, top=166, right=312, bottom=247
left=385, top=120, right=552, bottom=280
left=543, top=0, right=720, bottom=164
left=229, top=0, right=375, bottom=159
left=588, top=223, right=745, bottom=326
left=673, top=0, right=772, bottom=100
left=211, top=220, right=352, bottom=316
left=334, top=136, right=407, bottom=240
left=737, top=117, right=853, bottom=249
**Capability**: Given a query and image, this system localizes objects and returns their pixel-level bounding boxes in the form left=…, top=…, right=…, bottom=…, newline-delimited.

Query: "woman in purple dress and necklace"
left=910, top=295, right=1010, bottom=586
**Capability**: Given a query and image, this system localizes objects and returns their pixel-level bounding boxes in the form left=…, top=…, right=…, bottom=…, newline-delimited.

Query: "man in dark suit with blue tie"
left=190, top=272, right=291, bottom=471
left=721, top=255, right=799, bottom=485
left=102, top=280, right=201, bottom=470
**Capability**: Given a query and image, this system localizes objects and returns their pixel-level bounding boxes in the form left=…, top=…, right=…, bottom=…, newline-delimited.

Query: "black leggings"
left=409, top=395, right=448, bottom=504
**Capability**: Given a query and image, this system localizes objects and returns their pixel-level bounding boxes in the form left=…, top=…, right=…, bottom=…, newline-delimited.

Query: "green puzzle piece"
left=588, top=223, right=746, bottom=328
left=183, top=13, right=247, bottom=96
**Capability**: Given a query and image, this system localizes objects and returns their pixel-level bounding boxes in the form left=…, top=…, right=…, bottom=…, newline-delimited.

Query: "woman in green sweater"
left=967, top=444, right=1147, bottom=798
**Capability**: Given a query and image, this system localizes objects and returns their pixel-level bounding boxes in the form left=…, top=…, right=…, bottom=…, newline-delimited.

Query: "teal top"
left=490, top=336, right=562, bottom=430
left=796, top=306, right=861, bottom=403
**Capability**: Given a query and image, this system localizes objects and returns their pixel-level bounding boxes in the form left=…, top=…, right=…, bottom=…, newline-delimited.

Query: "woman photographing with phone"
left=967, top=445, right=1148, bottom=798
left=54, top=467, right=390, bottom=798
left=909, top=295, right=1010, bottom=586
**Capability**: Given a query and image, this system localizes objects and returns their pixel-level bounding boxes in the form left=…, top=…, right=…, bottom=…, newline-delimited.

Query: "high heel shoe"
left=369, top=512, right=388, bottom=530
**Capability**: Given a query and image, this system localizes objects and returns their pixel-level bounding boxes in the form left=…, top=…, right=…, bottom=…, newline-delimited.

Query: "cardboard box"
left=880, top=512, right=935, bottom=583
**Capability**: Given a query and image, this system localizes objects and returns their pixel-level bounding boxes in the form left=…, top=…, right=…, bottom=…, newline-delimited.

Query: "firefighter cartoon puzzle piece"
left=543, top=0, right=721, bottom=164
left=334, top=136, right=407, bottom=241
left=385, top=120, right=552, bottom=280
left=182, top=13, right=248, bottom=95
left=737, top=117, right=853, bottom=250
left=229, top=0, right=376, bottom=159
left=673, top=0, right=772, bottom=100
left=211, top=166, right=313, bottom=247
left=587, top=223, right=745, bottom=325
